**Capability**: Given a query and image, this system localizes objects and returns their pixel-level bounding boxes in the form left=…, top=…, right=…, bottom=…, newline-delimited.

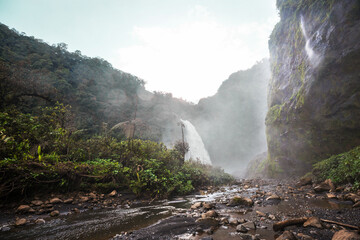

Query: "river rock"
left=326, top=193, right=337, bottom=199
left=191, top=202, right=202, bottom=209
left=241, top=221, right=256, bottom=230
left=266, top=194, right=281, bottom=201
left=256, top=211, right=266, bottom=217
left=314, top=182, right=331, bottom=193
left=303, top=216, right=323, bottom=229
left=35, top=218, right=46, bottom=224
left=201, top=210, right=218, bottom=219
left=236, top=224, right=248, bottom=233
left=325, top=179, right=336, bottom=192
left=228, top=196, right=253, bottom=207
left=203, top=202, right=214, bottom=210
left=353, top=201, right=360, bottom=208
left=89, top=192, right=97, bottom=199
left=344, top=193, right=360, bottom=203
left=80, top=196, right=89, bottom=202
left=15, top=218, right=27, bottom=226
left=16, top=205, right=31, bottom=213
left=108, top=190, right=117, bottom=197
left=297, top=233, right=315, bottom=240
left=31, top=200, right=43, bottom=206
left=276, top=231, right=297, bottom=240
left=332, top=229, right=360, bottom=240
left=297, top=177, right=312, bottom=186
left=50, top=198, right=62, bottom=204
left=63, top=198, right=73, bottom=204
left=50, top=210, right=60, bottom=217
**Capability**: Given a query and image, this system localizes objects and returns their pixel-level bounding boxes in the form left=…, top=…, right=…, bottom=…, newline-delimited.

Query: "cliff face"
left=266, top=0, right=360, bottom=176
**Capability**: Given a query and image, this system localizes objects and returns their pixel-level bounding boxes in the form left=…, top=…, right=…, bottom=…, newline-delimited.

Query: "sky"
left=0, top=0, right=279, bottom=103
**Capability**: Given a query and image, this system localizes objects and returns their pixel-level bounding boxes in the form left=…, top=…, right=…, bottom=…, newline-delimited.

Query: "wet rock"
left=63, top=198, right=73, bottom=204
left=325, top=179, right=336, bottom=192
left=80, top=196, right=89, bottom=202
left=297, top=177, right=312, bottom=186
left=203, top=202, right=214, bottom=210
left=31, top=200, right=43, bottom=206
left=326, top=193, right=337, bottom=199
left=16, top=205, right=31, bottom=213
left=236, top=224, right=248, bottom=233
left=191, top=202, right=202, bottom=209
left=1, top=225, right=11, bottom=231
left=35, top=218, right=46, bottom=224
left=314, top=182, right=331, bottom=193
left=241, top=221, right=256, bottom=230
left=353, top=201, right=360, bottom=208
left=269, top=214, right=277, bottom=220
left=50, top=197, right=62, bottom=204
left=89, top=192, right=97, bottom=199
left=276, top=231, right=297, bottom=240
left=228, top=196, right=253, bottom=207
left=229, top=217, right=239, bottom=225
left=297, top=233, right=315, bottom=240
left=108, top=190, right=117, bottom=197
left=15, top=218, right=27, bottom=226
left=332, top=229, right=360, bottom=240
left=303, top=216, right=323, bottom=229
left=201, top=210, right=218, bottom=219
left=266, top=194, right=281, bottom=201
left=256, top=211, right=266, bottom=217
left=220, top=217, right=229, bottom=224
left=50, top=210, right=60, bottom=217
left=345, top=193, right=360, bottom=203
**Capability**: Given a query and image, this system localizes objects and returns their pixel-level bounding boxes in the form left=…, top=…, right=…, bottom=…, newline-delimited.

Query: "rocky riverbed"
left=1, top=178, right=359, bottom=240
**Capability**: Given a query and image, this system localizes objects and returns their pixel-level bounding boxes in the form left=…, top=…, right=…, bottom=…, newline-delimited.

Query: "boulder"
left=332, top=229, right=360, bottom=240
left=241, top=221, right=256, bottom=230
left=31, top=200, right=43, bottom=206
left=50, top=210, right=60, bottom=217
left=201, top=210, right=218, bottom=219
left=15, top=218, right=27, bottom=226
left=63, top=198, right=73, bottom=204
left=16, top=205, right=31, bottom=213
left=276, top=231, right=297, bottom=240
left=297, top=177, right=312, bottom=186
left=49, top=198, right=62, bottom=204
left=35, top=218, right=46, bottom=224
left=191, top=202, right=202, bottom=209
left=108, top=190, right=117, bottom=197
left=303, top=216, right=323, bottom=229
left=228, top=196, right=253, bottom=207
left=236, top=224, right=248, bottom=233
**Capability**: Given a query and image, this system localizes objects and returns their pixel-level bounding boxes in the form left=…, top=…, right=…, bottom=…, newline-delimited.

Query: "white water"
left=300, top=15, right=321, bottom=67
left=181, top=119, right=212, bottom=165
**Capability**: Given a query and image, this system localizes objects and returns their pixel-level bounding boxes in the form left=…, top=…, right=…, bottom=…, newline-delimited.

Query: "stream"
left=0, top=179, right=357, bottom=240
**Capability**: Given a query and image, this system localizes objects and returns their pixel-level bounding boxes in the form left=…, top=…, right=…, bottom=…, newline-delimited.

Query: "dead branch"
left=273, top=217, right=309, bottom=231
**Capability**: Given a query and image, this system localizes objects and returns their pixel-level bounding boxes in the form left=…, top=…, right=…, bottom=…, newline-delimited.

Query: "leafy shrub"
left=312, top=146, right=360, bottom=189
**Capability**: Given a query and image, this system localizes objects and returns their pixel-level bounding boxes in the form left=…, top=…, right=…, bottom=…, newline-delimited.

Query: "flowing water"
left=181, top=119, right=212, bottom=165
left=0, top=183, right=354, bottom=240
left=300, top=15, right=321, bottom=67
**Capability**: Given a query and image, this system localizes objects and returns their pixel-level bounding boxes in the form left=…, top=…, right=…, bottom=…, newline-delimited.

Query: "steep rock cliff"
left=266, top=0, right=360, bottom=176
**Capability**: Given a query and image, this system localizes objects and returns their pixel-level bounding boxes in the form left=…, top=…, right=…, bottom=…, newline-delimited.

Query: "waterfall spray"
left=300, top=15, right=321, bottom=67
left=180, top=119, right=212, bottom=165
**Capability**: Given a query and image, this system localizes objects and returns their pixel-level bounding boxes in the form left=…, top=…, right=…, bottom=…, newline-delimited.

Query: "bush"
left=312, top=146, right=360, bottom=189
left=0, top=105, right=234, bottom=200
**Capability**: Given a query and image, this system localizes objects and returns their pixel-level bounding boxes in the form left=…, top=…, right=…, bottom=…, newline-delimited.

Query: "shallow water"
left=0, top=185, right=354, bottom=240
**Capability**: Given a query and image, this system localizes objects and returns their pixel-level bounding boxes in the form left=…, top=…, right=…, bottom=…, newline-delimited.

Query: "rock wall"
left=266, top=0, right=360, bottom=176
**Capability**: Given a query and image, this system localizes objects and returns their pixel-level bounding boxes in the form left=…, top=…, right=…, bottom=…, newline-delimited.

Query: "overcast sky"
left=0, top=0, right=279, bottom=103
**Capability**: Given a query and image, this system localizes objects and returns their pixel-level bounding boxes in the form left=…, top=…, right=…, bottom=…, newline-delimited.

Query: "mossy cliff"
left=265, top=0, right=360, bottom=176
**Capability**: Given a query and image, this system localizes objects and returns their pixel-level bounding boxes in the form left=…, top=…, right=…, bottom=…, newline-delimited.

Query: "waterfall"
left=300, top=15, right=321, bottom=67
left=180, top=119, right=212, bottom=165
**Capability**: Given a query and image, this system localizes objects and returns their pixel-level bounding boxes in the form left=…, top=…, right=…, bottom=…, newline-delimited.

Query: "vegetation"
left=311, top=146, right=360, bottom=189
left=0, top=104, right=233, bottom=200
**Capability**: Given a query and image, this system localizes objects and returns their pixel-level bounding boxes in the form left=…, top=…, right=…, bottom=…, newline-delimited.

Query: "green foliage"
left=0, top=105, right=233, bottom=199
left=312, top=146, right=360, bottom=189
